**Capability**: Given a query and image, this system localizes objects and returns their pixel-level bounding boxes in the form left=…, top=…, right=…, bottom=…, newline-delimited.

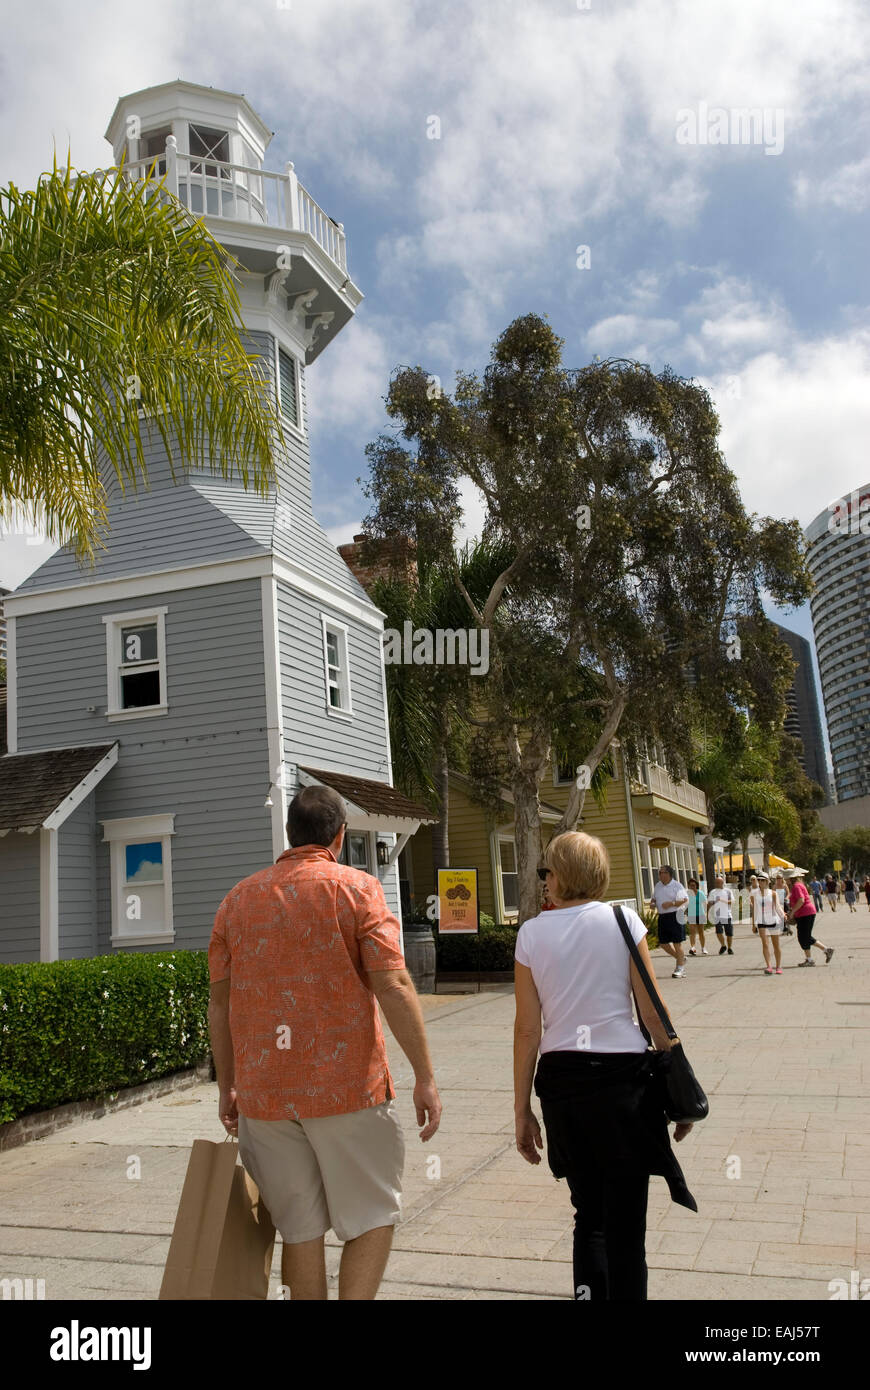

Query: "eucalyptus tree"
left=362, top=314, right=811, bottom=923
left=0, top=163, right=280, bottom=563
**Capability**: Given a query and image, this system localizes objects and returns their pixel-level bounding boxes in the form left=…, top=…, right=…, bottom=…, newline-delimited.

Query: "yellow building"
left=403, top=742, right=713, bottom=922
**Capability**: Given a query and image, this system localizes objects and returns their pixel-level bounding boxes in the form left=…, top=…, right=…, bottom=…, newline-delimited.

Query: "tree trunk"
left=551, top=693, right=627, bottom=838
left=430, top=740, right=450, bottom=875
left=513, top=767, right=545, bottom=926
left=741, top=834, right=750, bottom=888
left=762, top=836, right=771, bottom=874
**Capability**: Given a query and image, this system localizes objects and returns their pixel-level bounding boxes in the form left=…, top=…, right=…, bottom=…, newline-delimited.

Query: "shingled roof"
left=0, top=743, right=118, bottom=834
left=297, top=766, right=436, bottom=824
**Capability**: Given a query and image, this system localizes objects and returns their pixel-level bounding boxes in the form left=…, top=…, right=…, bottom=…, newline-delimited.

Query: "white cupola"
left=104, top=80, right=362, bottom=362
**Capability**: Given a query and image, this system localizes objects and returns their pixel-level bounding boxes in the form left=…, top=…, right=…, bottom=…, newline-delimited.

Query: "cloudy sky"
left=2, top=0, right=869, bottom=682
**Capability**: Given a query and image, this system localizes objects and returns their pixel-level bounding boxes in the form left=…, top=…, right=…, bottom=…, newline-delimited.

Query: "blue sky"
left=2, top=0, right=869, bottom=754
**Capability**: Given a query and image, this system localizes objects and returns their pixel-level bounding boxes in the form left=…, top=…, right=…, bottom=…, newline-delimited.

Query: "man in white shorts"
left=707, top=876, right=736, bottom=955
left=208, top=784, right=442, bottom=1300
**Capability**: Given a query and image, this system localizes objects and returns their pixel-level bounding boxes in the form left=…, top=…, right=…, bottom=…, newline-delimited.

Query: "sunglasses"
left=537, top=866, right=550, bottom=881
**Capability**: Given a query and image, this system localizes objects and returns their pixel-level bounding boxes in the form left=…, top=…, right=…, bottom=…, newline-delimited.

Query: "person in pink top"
left=786, top=870, right=834, bottom=967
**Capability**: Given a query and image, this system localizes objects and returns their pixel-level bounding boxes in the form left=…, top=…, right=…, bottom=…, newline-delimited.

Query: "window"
left=188, top=124, right=231, bottom=176
left=102, top=814, right=175, bottom=945
left=341, top=832, right=372, bottom=875
left=140, top=127, right=171, bottom=174
left=553, top=759, right=575, bottom=786
left=498, top=838, right=519, bottom=916
left=321, top=617, right=352, bottom=715
left=277, top=346, right=299, bottom=427
left=103, top=608, right=168, bottom=719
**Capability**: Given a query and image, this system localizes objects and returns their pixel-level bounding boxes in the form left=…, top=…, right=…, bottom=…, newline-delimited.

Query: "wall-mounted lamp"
left=377, top=841, right=390, bottom=867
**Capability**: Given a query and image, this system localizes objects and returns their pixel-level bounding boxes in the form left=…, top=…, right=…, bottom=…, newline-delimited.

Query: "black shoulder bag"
left=613, top=906, right=709, bottom=1124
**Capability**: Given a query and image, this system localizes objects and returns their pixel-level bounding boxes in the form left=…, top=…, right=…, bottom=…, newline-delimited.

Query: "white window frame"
left=103, top=607, right=168, bottom=720
left=497, top=835, right=519, bottom=921
left=321, top=616, right=352, bottom=719
left=102, top=813, right=175, bottom=947
left=275, top=340, right=305, bottom=439
left=552, top=758, right=576, bottom=787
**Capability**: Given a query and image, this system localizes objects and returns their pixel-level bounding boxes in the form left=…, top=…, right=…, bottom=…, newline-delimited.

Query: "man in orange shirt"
left=208, top=784, right=442, bottom=1301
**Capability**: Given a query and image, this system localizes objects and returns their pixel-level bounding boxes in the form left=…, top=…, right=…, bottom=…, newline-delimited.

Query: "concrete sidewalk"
left=1, top=909, right=868, bottom=1300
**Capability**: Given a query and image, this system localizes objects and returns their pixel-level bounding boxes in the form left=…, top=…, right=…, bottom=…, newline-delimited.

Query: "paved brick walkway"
left=1, top=908, right=868, bottom=1300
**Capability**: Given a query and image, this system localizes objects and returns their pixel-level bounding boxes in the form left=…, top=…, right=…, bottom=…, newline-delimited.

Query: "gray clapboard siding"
left=14, top=474, right=267, bottom=593
left=16, top=578, right=275, bottom=951
left=0, top=831, right=41, bottom=962
left=277, top=581, right=390, bottom=782
left=58, top=794, right=97, bottom=958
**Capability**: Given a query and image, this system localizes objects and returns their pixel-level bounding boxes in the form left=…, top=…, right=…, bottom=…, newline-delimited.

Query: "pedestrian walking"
left=825, top=875, right=838, bottom=910
left=750, top=871, right=785, bottom=974
left=785, top=869, right=835, bottom=967
left=707, top=875, right=736, bottom=955
left=773, top=873, right=793, bottom=934
left=685, top=877, right=708, bottom=955
left=208, top=784, right=442, bottom=1302
left=514, top=831, right=697, bottom=1301
left=844, top=876, right=858, bottom=912
left=809, top=876, right=824, bottom=912
left=649, top=865, right=690, bottom=977
left=863, top=877, right=870, bottom=908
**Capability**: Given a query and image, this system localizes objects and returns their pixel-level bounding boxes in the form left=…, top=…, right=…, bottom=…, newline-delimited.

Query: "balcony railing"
left=122, top=138, right=347, bottom=273
left=634, top=762, right=708, bottom=816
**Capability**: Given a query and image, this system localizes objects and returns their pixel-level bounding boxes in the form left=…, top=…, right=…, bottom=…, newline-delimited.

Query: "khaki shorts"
left=237, top=1100, right=405, bottom=1244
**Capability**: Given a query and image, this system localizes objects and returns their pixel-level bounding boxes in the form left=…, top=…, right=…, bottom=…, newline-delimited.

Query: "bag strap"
left=613, top=905, right=678, bottom=1043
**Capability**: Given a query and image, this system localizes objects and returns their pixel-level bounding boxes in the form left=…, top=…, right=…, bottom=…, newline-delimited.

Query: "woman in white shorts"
left=750, top=871, right=785, bottom=974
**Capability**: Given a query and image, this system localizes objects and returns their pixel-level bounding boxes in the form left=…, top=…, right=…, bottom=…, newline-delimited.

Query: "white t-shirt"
left=653, top=877, right=689, bottom=920
left=750, top=889, right=783, bottom=927
left=707, top=887, right=734, bottom=923
left=515, top=901, right=649, bottom=1054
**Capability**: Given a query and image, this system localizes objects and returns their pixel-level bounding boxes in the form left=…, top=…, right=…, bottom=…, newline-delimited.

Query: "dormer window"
left=189, top=124, right=231, bottom=177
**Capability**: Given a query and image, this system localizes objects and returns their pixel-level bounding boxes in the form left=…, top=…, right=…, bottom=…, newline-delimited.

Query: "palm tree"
left=0, top=163, right=280, bottom=563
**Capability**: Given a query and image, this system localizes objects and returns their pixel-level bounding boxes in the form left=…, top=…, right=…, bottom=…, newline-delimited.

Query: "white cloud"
left=793, top=155, right=870, bottom=211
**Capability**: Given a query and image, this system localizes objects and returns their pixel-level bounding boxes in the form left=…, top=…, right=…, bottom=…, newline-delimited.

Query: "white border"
left=39, top=826, right=59, bottom=962
left=321, top=615, right=353, bottom=717
left=102, top=607, right=168, bottom=718
left=261, top=575, right=287, bottom=859
left=5, top=615, right=16, bottom=753
left=101, top=813, right=176, bottom=947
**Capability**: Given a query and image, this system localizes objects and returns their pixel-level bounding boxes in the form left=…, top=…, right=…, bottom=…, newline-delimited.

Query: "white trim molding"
left=101, top=813, right=176, bottom=947
left=42, top=745, right=119, bottom=832
left=39, top=826, right=59, bottom=962
left=276, top=557, right=385, bottom=629
left=4, top=555, right=272, bottom=616
left=261, top=575, right=287, bottom=859
left=5, top=615, right=16, bottom=753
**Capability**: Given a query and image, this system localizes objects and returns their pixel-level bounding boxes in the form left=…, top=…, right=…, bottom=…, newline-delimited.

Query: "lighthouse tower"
left=1, top=82, right=432, bottom=963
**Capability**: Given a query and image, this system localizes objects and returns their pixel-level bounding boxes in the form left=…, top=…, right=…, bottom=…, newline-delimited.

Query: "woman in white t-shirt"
left=749, top=871, right=785, bottom=974
left=513, top=831, right=697, bottom=1302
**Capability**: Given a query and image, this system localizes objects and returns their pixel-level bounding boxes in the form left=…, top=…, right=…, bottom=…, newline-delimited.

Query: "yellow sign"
left=833, top=860, right=843, bottom=871
left=437, top=868, right=479, bottom=934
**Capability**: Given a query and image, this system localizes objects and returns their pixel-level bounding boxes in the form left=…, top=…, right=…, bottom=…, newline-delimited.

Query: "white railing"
left=121, top=139, right=348, bottom=273
left=640, top=763, right=708, bottom=816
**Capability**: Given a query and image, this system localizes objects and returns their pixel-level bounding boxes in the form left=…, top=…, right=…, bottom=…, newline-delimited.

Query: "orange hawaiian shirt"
left=208, top=844, right=406, bottom=1121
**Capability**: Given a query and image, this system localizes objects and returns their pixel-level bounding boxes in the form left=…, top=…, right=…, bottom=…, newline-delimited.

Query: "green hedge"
left=434, top=909, right=659, bottom=972
left=435, top=922, right=519, bottom=971
left=0, top=950, right=210, bottom=1125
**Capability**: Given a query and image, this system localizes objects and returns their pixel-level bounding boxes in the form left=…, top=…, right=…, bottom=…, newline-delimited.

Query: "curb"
left=0, top=1058, right=214, bottom=1152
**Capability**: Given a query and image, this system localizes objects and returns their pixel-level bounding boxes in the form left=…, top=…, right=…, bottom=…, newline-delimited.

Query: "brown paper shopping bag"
left=159, top=1137, right=276, bottom=1300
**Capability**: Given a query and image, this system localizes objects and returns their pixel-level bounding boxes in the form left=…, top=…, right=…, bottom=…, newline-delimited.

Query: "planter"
left=403, top=922, right=437, bottom=994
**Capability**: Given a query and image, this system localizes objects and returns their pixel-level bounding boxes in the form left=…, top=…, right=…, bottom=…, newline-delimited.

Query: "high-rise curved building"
left=805, top=488, right=870, bottom=802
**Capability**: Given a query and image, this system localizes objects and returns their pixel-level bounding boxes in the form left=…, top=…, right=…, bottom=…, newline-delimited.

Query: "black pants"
left=563, top=1165, right=649, bottom=1301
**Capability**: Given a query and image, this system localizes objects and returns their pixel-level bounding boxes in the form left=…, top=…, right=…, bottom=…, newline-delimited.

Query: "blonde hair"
left=544, top=831, right=610, bottom=901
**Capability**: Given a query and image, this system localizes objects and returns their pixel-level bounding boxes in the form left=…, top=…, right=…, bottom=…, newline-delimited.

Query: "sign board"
left=437, top=868, right=479, bottom=934
left=833, top=860, right=842, bottom=871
